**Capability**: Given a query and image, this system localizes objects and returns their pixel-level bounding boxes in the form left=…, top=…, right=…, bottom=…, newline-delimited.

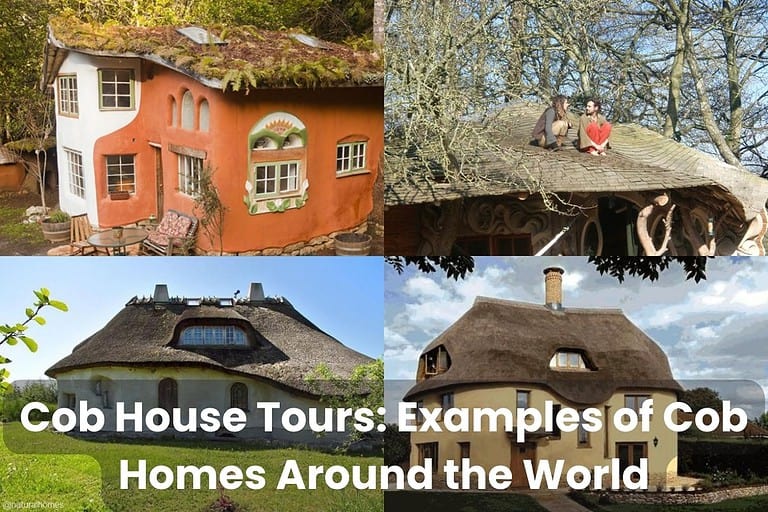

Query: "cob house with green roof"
left=385, top=102, right=768, bottom=256
left=42, top=17, right=383, bottom=254
left=46, top=283, right=373, bottom=443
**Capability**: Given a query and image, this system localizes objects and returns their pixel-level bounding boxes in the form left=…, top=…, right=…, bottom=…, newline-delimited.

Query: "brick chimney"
left=543, top=267, right=565, bottom=310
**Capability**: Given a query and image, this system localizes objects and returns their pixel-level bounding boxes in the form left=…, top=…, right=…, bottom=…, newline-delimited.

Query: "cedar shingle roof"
left=42, top=17, right=383, bottom=91
left=46, top=297, right=372, bottom=395
left=404, top=296, right=682, bottom=405
left=386, top=103, right=768, bottom=221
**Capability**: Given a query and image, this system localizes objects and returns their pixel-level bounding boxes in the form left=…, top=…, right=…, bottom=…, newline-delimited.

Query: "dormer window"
left=179, top=325, right=247, bottom=346
left=549, top=350, right=593, bottom=370
left=418, top=345, right=451, bottom=380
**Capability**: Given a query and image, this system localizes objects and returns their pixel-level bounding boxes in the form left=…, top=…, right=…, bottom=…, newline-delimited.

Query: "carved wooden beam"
left=636, top=193, right=675, bottom=256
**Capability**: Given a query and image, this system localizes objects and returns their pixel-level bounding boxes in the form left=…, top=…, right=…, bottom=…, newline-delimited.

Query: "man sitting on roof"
left=578, top=98, right=612, bottom=156
left=532, top=95, right=571, bottom=151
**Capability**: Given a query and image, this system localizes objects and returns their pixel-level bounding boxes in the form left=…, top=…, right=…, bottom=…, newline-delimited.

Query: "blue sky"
left=385, top=257, right=768, bottom=419
left=1, top=257, right=383, bottom=381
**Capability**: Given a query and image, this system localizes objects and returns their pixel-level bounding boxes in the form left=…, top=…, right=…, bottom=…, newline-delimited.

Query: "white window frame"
left=179, top=325, right=247, bottom=346
left=336, top=141, right=367, bottom=175
left=99, top=69, right=134, bottom=110
left=178, top=154, right=203, bottom=197
left=106, top=155, right=135, bottom=194
left=65, top=148, right=85, bottom=198
left=253, top=161, right=299, bottom=196
left=58, top=75, right=79, bottom=116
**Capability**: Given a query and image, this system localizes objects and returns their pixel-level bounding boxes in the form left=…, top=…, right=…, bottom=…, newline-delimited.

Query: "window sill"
left=336, top=169, right=371, bottom=178
left=58, top=112, right=79, bottom=119
left=109, top=191, right=132, bottom=200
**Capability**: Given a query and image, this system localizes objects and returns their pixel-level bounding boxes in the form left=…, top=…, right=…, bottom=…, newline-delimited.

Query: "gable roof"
left=42, top=16, right=383, bottom=91
left=404, top=296, right=681, bottom=405
left=46, top=295, right=372, bottom=396
left=385, top=103, right=768, bottom=223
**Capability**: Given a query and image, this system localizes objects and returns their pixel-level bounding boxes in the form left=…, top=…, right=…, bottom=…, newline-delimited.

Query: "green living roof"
left=44, top=16, right=383, bottom=91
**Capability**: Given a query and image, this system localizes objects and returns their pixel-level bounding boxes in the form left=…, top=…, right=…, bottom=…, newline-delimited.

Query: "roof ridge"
left=474, top=295, right=624, bottom=314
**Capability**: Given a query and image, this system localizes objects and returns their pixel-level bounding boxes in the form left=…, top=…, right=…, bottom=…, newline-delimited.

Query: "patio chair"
left=141, top=209, right=198, bottom=256
left=69, top=214, right=108, bottom=256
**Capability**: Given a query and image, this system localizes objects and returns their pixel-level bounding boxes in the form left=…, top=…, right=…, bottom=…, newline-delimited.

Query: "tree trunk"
left=373, top=0, right=384, bottom=48
left=721, top=0, right=742, bottom=158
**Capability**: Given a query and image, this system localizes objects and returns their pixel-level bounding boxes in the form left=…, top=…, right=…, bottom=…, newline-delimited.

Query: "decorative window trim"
left=105, top=154, right=136, bottom=194
left=57, top=75, right=79, bottom=117
left=98, top=69, right=135, bottom=110
left=245, top=112, right=309, bottom=215
left=178, top=153, right=204, bottom=197
left=64, top=148, right=85, bottom=198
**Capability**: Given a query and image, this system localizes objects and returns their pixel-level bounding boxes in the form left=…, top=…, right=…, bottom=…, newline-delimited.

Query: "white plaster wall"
left=54, top=53, right=142, bottom=224
left=55, top=366, right=346, bottom=445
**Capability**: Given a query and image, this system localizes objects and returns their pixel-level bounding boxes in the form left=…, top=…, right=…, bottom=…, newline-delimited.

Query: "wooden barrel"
left=334, top=232, right=372, bottom=256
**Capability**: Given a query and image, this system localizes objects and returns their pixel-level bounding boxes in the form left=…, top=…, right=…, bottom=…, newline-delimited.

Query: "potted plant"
left=41, top=210, right=71, bottom=243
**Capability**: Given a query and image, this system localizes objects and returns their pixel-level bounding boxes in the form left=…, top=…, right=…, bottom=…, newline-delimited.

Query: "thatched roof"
left=46, top=296, right=372, bottom=395
left=42, top=16, right=382, bottom=91
left=386, top=102, right=768, bottom=224
left=405, top=296, right=681, bottom=405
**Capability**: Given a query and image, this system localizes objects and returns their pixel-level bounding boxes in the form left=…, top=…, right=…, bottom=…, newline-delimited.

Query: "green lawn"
left=1, top=423, right=383, bottom=512
left=384, top=491, right=548, bottom=511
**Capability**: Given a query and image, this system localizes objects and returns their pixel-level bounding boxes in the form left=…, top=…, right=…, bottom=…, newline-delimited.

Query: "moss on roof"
left=48, top=16, right=383, bottom=90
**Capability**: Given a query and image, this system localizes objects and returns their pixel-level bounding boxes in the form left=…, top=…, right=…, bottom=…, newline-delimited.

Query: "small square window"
left=336, top=142, right=367, bottom=174
left=99, top=69, right=134, bottom=110
left=516, top=390, right=530, bottom=409
left=106, top=155, right=135, bottom=194
left=254, top=161, right=299, bottom=196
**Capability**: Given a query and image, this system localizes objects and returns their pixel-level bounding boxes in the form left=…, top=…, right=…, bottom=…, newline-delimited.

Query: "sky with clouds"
left=1, top=257, right=382, bottom=382
left=385, top=257, right=768, bottom=418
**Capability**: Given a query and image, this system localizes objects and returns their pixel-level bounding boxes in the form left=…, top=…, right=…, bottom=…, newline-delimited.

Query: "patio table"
left=87, top=227, right=148, bottom=255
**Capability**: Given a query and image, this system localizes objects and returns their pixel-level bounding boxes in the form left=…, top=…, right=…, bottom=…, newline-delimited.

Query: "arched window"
left=181, top=91, right=194, bottom=130
left=230, top=382, right=248, bottom=410
left=158, top=378, right=178, bottom=411
left=199, top=99, right=210, bottom=132
left=170, top=97, right=177, bottom=126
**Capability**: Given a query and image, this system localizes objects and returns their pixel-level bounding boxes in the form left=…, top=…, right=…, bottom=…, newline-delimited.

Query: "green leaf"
left=6, top=336, right=18, bottom=345
left=49, top=300, right=68, bottom=312
left=0, top=381, right=10, bottom=393
left=33, top=316, right=46, bottom=325
left=25, top=307, right=34, bottom=318
left=0, top=325, right=13, bottom=334
left=20, top=336, right=38, bottom=352
left=0, top=355, right=10, bottom=364
left=33, top=290, right=46, bottom=303
left=41, top=287, right=50, bottom=297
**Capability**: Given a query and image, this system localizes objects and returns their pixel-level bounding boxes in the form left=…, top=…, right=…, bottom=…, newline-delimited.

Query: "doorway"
left=597, top=197, right=639, bottom=255
left=151, top=144, right=164, bottom=220
left=509, top=442, right=536, bottom=487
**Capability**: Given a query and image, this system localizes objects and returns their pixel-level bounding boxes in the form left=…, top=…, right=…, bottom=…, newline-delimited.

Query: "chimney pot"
left=248, top=283, right=265, bottom=302
left=543, top=267, right=565, bottom=310
left=153, top=284, right=169, bottom=303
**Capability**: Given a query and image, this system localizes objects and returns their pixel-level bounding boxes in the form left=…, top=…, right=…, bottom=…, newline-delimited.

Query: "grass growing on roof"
left=1, top=423, right=383, bottom=512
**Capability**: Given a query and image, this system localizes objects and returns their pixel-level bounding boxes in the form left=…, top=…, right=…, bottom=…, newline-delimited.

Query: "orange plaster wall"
left=93, top=62, right=383, bottom=253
